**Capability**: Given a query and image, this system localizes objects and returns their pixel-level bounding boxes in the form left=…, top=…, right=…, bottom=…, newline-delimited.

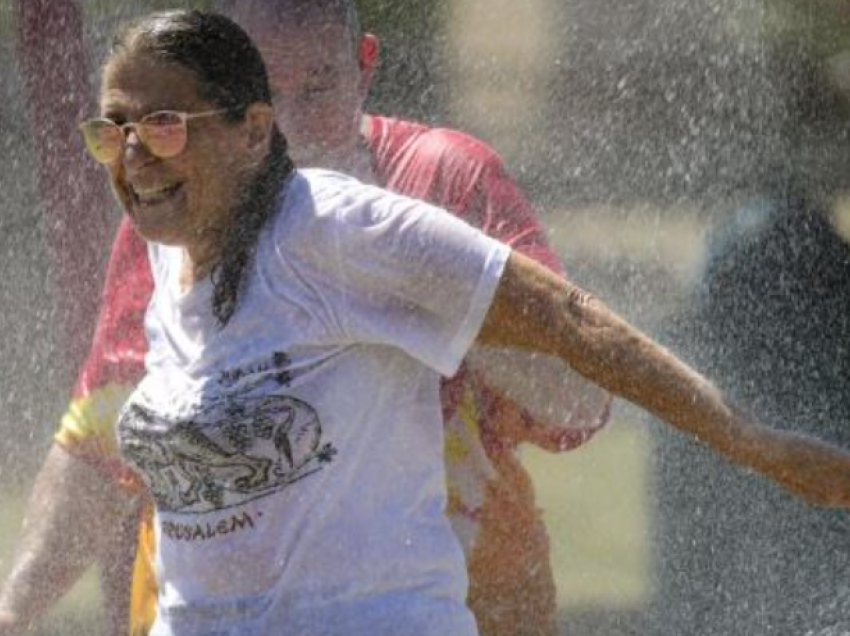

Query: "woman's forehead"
left=101, top=55, right=205, bottom=115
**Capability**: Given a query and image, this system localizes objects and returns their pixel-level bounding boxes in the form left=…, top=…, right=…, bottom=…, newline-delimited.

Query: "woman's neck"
left=179, top=231, right=224, bottom=292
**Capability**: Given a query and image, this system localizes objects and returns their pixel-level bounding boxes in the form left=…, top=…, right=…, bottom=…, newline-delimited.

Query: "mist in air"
left=1, top=0, right=849, bottom=634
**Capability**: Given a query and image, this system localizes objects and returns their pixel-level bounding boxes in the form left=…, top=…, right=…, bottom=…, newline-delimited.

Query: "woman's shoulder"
left=282, top=169, right=369, bottom=222
left=267, top=169, right=377, bottom=263
left=298, top=168, right=393, bottom=210
left=280, top=169, right=420, bottom=236
left=268, top=168, right=449, bottom=277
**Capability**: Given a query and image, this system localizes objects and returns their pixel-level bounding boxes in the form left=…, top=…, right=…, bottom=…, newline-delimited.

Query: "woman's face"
left=99, top=52, right=254, bottom=247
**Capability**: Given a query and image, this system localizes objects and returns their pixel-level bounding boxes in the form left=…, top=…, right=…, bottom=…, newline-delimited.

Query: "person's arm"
left=99, top=500, right=142, bottom=636
left=477, top=251, right=850, bottom=507
left=0, top=446, right=140, bottom=636
left=0, top=220, right=153, bottom=636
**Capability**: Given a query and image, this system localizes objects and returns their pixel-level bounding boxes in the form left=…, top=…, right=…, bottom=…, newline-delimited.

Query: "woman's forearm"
left=479, top=251, right=850, bottom=507
left=551, top=302, right=850, bottom=506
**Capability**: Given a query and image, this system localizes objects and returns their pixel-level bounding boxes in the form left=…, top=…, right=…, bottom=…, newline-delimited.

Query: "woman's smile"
left=131, top=181, right=184, bottom=206
left=123, top=177, right=188, bottom=235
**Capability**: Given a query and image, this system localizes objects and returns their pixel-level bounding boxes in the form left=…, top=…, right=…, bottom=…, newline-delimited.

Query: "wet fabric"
left=119, top=170, right=506, bottom=636
left=55, top=115, right=611, bottom=636
left=55, top=218, right=151, bottom=489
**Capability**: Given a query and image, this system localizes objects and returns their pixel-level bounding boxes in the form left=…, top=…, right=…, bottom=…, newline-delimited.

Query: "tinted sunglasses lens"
left=80, top=120, right=123, bottom=164
left=140, top=112, right=187, bottom=158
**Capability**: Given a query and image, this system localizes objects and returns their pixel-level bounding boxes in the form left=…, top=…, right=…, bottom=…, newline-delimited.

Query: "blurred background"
left=1, top=0, right=849, bottom=634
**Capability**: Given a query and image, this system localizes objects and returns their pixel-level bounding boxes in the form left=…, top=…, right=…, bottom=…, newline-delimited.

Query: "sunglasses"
left=78, top=109, right=233, bottom=164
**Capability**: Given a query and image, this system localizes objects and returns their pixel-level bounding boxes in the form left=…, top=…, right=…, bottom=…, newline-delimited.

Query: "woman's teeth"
left=133, top=183, right=182, bottom=204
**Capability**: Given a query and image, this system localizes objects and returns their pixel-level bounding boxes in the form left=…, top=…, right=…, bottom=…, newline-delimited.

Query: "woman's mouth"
left=130, top=182, right=184, bottom=207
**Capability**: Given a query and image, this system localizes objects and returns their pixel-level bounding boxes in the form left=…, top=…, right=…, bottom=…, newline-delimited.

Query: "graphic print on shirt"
left=119, top=392, right=337, bottom=514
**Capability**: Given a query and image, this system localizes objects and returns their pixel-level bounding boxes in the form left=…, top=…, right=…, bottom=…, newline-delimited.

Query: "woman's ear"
left=244, top=102, right=275, bottom=156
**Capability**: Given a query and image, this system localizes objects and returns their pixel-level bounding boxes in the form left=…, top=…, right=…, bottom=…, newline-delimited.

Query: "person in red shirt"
left=0, top=2, right=609, bottom=636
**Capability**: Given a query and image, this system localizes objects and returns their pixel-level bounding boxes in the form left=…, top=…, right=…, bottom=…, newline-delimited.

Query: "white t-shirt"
left=117, top=169, right=511, bottom=636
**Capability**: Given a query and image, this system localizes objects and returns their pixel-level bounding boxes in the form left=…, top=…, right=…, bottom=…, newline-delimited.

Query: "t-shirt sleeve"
left=54, top=218, right=152, bottom=490
left=295, top=179, right=510, bottom=377
left=397, top=130, right=610, bottom=449
left=456, top=152, right=612, bottom=449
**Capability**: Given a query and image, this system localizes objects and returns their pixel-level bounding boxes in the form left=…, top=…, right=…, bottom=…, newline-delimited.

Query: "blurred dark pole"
left=15, top=0, right=113, bottom=375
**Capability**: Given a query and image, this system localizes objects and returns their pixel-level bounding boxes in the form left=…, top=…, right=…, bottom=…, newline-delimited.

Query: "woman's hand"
left=735, top=423, right=850, bottom=507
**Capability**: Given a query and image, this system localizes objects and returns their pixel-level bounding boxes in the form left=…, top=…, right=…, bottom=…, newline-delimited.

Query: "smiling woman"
left=77, top=11, right=495, bottom=636
left=93, top=12, right=296, bottom=325
left=63, top=8, right=850, bottom=636
left=97, top=60, right=247, bottom=243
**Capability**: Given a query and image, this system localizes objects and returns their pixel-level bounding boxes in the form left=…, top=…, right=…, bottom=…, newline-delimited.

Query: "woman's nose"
left=122, top=128, right=154, bottom=168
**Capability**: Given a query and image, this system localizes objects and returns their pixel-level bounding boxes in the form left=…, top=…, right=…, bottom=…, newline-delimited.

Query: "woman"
left=78, top=10, right=850, bottom=636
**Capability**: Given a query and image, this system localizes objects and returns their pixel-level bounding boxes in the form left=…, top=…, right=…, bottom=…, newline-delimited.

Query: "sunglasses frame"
left=78, top=108, right=234, bottom=164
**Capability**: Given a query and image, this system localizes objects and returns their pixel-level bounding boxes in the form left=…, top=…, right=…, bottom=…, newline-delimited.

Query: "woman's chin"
left=126, top=198, right=189, bottom=245
left=127, top=212, right=183, bottom=246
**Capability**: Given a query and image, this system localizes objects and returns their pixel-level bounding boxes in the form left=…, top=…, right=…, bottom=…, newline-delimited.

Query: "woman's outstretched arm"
left=477, top=251, right=850, bottom=507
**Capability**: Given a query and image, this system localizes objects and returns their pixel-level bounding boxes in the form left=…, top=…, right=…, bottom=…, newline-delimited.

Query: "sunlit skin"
left=233, top=7, right=379, bottom=176
left=99, top=54, right=273, bottom=282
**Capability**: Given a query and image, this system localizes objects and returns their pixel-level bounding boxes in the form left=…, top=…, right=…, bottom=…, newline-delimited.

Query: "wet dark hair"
left=110, top=10, right=296, bottom=327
